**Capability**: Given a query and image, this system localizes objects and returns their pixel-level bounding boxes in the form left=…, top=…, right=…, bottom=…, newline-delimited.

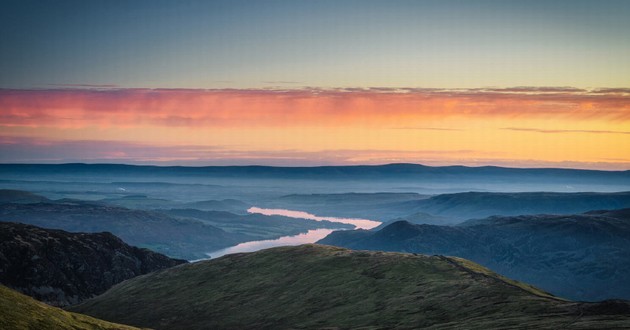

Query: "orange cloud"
left=1, top=87, right=629, bottom=129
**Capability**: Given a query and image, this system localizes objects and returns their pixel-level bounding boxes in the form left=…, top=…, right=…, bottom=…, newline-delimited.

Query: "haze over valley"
left=2, top=0, right=630, bottom=328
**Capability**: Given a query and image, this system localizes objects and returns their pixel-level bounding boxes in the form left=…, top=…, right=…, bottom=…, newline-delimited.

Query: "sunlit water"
left=205, top=228, right=336, bottom=259
left=247, top=207, right=381, bottom=230
left=202, top=207, right=381, bottom=260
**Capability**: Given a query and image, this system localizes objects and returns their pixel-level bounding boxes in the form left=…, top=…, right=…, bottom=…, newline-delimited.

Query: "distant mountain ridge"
left=0, top=201, right=244, bottom=260
left=395, top=191, right=630, bottom=221
left=0, top=189, right=353, bottom=259
left=0, top=189, right=50, bottom=204
left=263, top=191, right=630, bottom=223
left=70, top=245, right=630, bottom=329
left=1, top=163, right=628, bottom=181
left=0, top=222, right=185, bottom=307
left=319, top=209, right=630, bottom=301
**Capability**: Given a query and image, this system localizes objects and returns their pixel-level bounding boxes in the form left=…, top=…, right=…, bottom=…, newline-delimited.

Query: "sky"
left=1, top=0, right=629, bottom=169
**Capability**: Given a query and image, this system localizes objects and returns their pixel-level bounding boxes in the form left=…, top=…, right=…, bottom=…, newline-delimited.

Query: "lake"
left=203, top=207, right=381, bottom=259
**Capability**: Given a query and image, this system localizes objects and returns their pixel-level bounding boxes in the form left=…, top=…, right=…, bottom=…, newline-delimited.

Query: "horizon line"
left=1, top=162, right=628, bottom=172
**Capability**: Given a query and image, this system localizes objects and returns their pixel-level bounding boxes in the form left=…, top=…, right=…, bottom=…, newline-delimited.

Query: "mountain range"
left=267, top=191, right=630, bottom=223
left=319, top=209, right=630, bottom=301
left=0, top=190, right=350, bottom=260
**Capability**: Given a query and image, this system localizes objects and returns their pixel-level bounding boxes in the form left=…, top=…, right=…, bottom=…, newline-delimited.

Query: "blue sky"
left=1, top=0, right=629, bottom=89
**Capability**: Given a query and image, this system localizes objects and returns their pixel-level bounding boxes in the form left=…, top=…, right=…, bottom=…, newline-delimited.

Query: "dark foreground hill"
left=0, top=222, right=186, bottom=306
left=319, top=209, right=630, bottom=301
left=0, top=284, right=141, bottom=330
left=71, top=245, right=630, bottom=329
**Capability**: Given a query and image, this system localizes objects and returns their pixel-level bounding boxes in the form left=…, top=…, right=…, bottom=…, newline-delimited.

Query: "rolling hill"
left=319, top=209, right=630, bottom=301
left=70, top=245, right=630, bottom=329
left=0, top=190, right=352, bottom=259
left=395, top=191, right=630, bottom=221
left=0, top=284, right=142, bottom=330
left=0, top=189, right=52, bottom=204
left=0, top=201, right=243, bottom=260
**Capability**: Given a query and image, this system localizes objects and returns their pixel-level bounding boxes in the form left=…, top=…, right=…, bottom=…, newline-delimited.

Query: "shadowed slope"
left=0, top=222, right=186, bottom=306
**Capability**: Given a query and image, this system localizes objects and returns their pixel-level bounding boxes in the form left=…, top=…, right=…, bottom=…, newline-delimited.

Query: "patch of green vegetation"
left=71, top=245, right=630, bottom=329
left=446, top=256, right=561, bottom=300
left=0, top=284, right=143, bottom=330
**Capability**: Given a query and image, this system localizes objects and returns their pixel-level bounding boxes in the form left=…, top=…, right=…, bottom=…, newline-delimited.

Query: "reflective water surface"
left=203, top=207, right=381, bottom=260
left=247, top=207, right=381, bottom=230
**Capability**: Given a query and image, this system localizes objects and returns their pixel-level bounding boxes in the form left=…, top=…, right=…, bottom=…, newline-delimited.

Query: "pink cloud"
left=1, top=87, right=629, bottom=129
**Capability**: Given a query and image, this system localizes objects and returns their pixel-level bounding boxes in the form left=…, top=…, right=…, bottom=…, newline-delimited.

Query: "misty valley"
left=3, top=0, right=630, bottom=328
left=1, top=163, right=630, bottom=329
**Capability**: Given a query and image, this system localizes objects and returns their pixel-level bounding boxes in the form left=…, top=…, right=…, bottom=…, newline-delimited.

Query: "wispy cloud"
left=476, top=86, right=588, bottom=93
left=262, top=81, right=302, bottom=84
left=44, top=83, right=119, bottom=88
left=391, top=127, right=463, bottom=131
left=591, top=88, right=630, bottom=94
left=1, top=87, right=629, bottom=129
left=503, top=127, right=630, bottom=135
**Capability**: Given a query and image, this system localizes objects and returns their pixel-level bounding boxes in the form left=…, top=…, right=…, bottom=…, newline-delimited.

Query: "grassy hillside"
left=71, top=245, right=630, bottom=329
left=319, top=209, right=630, bottom=301
left=0, top=284, right=142, bottom=330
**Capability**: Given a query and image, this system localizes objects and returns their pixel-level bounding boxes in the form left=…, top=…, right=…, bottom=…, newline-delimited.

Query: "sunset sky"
left=1, top=1, right=629, bottom=169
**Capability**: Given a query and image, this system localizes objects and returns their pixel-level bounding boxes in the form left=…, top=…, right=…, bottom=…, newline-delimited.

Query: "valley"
left=4, top=2, right=630, bottom=328
left=1, top=163, right=630, bottom=329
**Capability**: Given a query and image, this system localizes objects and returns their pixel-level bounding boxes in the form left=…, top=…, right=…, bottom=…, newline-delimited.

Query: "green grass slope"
left=0, top=284, right=143, bottom=330
left=71, top=245, right=630, bottom=329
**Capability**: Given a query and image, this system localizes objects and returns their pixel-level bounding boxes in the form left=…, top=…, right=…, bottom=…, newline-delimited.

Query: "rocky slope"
left=319, top=209, right=630, bottom=301
left=71, top=245, right=630, bottom=329
left=0, top=221, right=186, bottom=306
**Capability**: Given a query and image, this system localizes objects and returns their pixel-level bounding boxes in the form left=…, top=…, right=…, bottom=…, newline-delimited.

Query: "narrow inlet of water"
left=202, top=207, right=381, bottom=260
